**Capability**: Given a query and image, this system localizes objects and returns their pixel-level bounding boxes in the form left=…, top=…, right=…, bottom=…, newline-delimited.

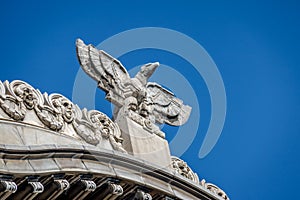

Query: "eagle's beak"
left=153, top=62, right=160, bottom=67
left=146, top=62, right=159, bottom=77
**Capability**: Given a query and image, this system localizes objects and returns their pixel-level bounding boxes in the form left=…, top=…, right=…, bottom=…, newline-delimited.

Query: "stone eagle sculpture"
left=76, top=39, right=191, bottom=126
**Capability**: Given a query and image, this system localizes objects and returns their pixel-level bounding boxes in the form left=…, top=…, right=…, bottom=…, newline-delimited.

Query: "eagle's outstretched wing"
left=76, top=39, right=132, bottom=106
left=146, top=83, right=191, bottom=126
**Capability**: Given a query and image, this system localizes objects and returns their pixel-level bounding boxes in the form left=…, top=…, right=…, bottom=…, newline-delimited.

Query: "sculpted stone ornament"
left=35, top=93, right=65, bottom=131
left=134, top=189, right=152, bottom=200
left=76, top=39, right=191, bottom=167
left=73, top=106, right=126, bottom=153
left=0, top=39, right=229, bottom=199
left=0, top=180, right=18, bottom=193
left=72, top=107, right=101, bottom=145
left=171, top=156, right=199, bottom=184
left=13, top=81, right=37, bottom=110
left=0, top=80, right=127, bottom=153
left=81, top=180, right=97, bottom=192
left=171, top=157, right=229, bottom=200
left=51, top=94, right=75, bottom=123
left=0, top=80, right=37, bottom=120
left=54, top=179, right=70, bottom=191
left=123, top=96, right=165, bottom=138
left=200, top=180, right=230, bottom=200
left=108, top=182, right=123, bottom=196
left=28, top=181, right=44, bottom=193
left=76, top=39, right=191, bottom=137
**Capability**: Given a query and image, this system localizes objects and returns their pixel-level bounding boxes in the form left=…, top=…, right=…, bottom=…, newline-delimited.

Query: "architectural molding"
left=0, top=144, right=227, bottom=199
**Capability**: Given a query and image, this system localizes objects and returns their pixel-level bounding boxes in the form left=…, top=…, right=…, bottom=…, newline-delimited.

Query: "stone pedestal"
left=115, top=110, right=172, bottom=168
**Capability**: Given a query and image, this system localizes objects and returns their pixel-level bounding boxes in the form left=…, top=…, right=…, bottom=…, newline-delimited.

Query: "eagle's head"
left=135, top=62, right=159, bottom=85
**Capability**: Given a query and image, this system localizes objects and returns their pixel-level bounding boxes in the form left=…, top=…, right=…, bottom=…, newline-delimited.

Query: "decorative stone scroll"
left=0, top=180, right=17, bottom=193
left=108, top=182, right=123, bottom=196
left=35, top=93, right=76, bottom=131
left=73, top=107, right=126, bottom=153
left=28, top=181, right=44, bottom=193
left=81, top=180, right=97, bottom=192
left=171, top=157, right=229, bottom=199
left=54, top=179, right=70, bottom=191
left=35, top=93, right=66, bottom=131
left=200, top=180, right=230, bottom=200
left=0, top=80, right=126, bottom=153
left=171, top=156, right=199, bottom=184
left=134, top=189, right=152, bottom=200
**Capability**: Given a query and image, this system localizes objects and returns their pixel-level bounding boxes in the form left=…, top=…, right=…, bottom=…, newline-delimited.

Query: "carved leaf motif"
left=34, top=93, right=64, bottom=131
left=72, top=107, right=100, bottom=145
left=0, top=98, right=26, bottom=121
left=72, top=106, right=126, bottom=153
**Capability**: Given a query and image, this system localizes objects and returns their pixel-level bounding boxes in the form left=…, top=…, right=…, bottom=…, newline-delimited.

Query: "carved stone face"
left=171, top=157, right=195, bottom=181
left=101, top=126, right=110, bottom=138
left=91, top=112, right=111, bottom=138
left=139, top=98, right=152, bottom=119
left=14, top=85, right=36, bottom=109
left=61, top=99, right=74, bottom=122
left=125, top=96, right=138, bottom=112
left=128, top=103, right=137, bottom=112
left=206, top=184, right=228, bottom=199
left=99, top=115, right=110, bottom=135
left=177, top=161, right=189, bottom=176
left=139, top=103, right=150, bottom=118
left=53, top=97, right=74, bottom=122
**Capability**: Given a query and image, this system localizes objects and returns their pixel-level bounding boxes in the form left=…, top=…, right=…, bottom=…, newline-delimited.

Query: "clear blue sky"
left=0, top=1, right=299, bottom=199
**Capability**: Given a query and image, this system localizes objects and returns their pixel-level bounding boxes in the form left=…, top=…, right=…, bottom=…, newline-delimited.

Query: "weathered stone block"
left=82, top=160, right=116, bottom=176
left=29, top=158, right=60, bottom=172
left=116, top=115, right=172, bottom=168
left=54, top=157, right=87, bottom=171
left=0, top=121, right=25, bottom=145
left=5, top=159, right=34, bottom=173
